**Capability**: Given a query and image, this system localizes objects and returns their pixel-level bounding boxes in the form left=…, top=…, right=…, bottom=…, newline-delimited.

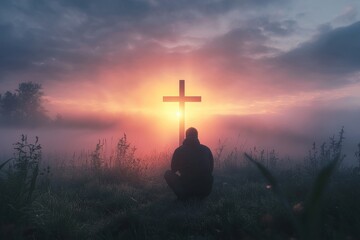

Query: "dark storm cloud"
left=276, top=21, right=360, bottom=79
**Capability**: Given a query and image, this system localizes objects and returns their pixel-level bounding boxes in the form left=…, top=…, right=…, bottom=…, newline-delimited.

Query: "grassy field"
left=1, top=131, right=360, bottom=240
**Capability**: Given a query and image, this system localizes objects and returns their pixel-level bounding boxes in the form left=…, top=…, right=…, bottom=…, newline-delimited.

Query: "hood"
left=183, top=137, right=200, bottom=146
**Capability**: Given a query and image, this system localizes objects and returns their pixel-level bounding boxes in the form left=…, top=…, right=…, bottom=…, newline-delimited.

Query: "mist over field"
left=1, top=0, right=360, bottom=165
left=1, top=104, right=360, bottom=166
left=1, top=1, right=360, bottom=239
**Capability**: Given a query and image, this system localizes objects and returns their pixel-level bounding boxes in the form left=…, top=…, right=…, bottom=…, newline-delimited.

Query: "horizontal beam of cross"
left=163, top=96, right=201, bottom=102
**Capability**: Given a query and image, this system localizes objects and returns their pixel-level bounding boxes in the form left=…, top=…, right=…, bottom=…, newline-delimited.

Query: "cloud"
left=0, top=20, right=107, bottom=80
left=200, top=27, right=271, bottom=58
left=252, top=17, right=298, bottom=37
left=186, top=18, right=300, bottom=98
left=0, top=0, right=289, bottom=81
left=276, top=21, right=360, bottom=78
left=198, top=16, right=299, bottom=60
left=2, top=0, right=358, bottom=103
left=333, top=6, right=358, bottom=25
left=58, top=0, right=288, bottom=17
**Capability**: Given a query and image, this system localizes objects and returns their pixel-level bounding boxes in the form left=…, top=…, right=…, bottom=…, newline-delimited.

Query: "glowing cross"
left=163, top=80, right=201, bottom=146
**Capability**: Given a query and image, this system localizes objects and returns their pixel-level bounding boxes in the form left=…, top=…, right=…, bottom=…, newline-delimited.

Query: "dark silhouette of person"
left=164, top=127, right=214, bottom=200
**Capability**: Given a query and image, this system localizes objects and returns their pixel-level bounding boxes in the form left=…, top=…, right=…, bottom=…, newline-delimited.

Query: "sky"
left=1, top=0, right=360, bottom=161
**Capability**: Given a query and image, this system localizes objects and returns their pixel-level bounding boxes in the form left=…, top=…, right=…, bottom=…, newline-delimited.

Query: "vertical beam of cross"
left=179, top=80, right=185, bottom=146
left=163, top=80, right=201, bottom=146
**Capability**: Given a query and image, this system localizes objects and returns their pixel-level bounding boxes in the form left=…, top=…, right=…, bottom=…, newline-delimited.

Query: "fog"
left=1, top=106, right=359, bottom=166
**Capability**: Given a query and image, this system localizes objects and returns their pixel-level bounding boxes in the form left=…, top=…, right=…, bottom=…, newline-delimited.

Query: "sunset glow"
left=1, top=0, right=360, bottom=157
left=1, top=2, right=360, bottom=238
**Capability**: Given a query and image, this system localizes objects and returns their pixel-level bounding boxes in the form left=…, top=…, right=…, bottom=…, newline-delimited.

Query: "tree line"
left=0, top=82, right=49, bottom=126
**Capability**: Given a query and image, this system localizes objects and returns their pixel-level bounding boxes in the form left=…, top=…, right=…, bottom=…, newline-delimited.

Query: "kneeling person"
left=164, top=127, right=214, bottom=200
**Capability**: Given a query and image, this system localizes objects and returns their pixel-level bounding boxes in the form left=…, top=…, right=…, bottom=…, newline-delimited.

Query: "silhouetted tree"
left=17, top=82, right=46, bottom=120
left=0, top=82, right=48, bottom=125
left=0, top=91, right=18, bottom=118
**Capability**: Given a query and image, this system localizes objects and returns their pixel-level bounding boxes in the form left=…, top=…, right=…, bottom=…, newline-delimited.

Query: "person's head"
left=186, top=127, right=198, bottom=139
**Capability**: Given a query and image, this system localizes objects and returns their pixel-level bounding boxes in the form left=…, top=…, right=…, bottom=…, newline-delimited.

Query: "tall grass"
left=243, top=128, right=350, bottom=239
left=86, top=134, right=147, bottom=184
left=1, top=129, right=360, bottom=239
left=245, top=152, right=340, bottom=240
left=0, top=135, right=43, bottom=239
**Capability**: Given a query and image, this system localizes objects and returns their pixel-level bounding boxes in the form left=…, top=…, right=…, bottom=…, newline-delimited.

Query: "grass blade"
left=244, top=153, right=280, bottom=195
left=302, top=154, right=340, bottom=239
left=0, top=158, right=13, bottom=170
left=27, top=163, right=39, bottom=202
left=244, top=152, right=300, bottom=236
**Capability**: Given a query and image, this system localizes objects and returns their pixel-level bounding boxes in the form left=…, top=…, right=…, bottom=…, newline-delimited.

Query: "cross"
left=163, top=80, right=201, bottom=146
